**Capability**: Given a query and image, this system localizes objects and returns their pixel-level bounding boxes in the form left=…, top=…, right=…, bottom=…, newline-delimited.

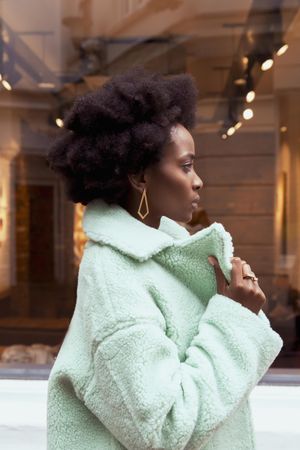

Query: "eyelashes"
left=182, top=162, right=193, bottom=172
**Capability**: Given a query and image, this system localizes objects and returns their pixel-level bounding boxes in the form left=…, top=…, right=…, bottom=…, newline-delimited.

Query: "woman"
left=46, top=68, right=282, bottom=450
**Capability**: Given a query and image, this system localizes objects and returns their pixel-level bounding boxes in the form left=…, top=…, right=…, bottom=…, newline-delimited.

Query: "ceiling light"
left=276, top=43, right=288, bottom=56
left=242, top=56, right=249, bottom=66
left=0, top=67, right=22, bottom=89
left=234, top=78, right=246, bottom=86
left=1, top=79, right=12, bottom=90
left=38, top=82, right=56, bottom=89
left=227, top=126, right=236, bottom=136
left=246, top=90, right=255, bottom=103
left=234, top=121, right=242, bottom=130
left=280, top=126, right=287, bottom=133
left=55, top=118, right=64, bottom=128
left=261, top=58, right=274, bottom=71
left=221, top=133, right=228, bottom=140
left=243, top=108, right=253, bottom=120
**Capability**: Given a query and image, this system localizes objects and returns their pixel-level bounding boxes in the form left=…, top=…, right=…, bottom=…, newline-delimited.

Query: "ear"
left=127, top=171, right=146, bottom=193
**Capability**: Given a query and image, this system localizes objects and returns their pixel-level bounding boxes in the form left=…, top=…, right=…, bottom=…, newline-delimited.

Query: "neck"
left=120, top=194, right=161, bottom=229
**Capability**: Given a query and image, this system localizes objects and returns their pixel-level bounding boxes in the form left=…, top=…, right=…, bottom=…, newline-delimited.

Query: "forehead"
left=163, top=124, right=195, bottom=160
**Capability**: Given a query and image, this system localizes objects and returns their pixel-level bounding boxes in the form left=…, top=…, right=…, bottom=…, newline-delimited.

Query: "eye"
left=182, top=162, right=193, bottom=172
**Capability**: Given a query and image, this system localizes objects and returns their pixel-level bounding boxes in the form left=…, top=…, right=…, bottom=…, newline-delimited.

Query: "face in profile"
left=144, top=123, right=203, bottom=224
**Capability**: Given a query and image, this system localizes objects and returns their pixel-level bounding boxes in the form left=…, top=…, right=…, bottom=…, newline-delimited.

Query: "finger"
left=242, top=263, right=252, bottom=277
left=208, top=256, right=227, bottom=294
left=230, top=257, right=244, bottom=287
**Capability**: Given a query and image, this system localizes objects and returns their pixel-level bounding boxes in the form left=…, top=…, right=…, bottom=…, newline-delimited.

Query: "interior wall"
left=194, top=126, right=277, bottom=299
left=0, top=157, right=12, bottom=298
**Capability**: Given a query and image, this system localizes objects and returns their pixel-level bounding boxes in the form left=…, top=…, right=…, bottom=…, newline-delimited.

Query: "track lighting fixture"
left=1, top=79, right=12, bottom=90
left=243, top=108, right=254, bottom=120
left=0, top=66, right=22, bottom=90
left=276, top=43, right=288, bottom=56
left=227, top=126, right=236, bottom=136
left=55, top=118, right=64, bottom=128
left=261, top=57, right=274, bottom=71
left=246, top=90, right=255, bottom=103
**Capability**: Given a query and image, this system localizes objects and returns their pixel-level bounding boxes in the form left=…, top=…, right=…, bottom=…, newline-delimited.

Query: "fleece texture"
left=47, top=198, right=282, bottom=450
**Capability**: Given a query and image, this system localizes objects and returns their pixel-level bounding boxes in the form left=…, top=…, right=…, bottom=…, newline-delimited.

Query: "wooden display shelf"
left=0, top=317, right=70, bottom=346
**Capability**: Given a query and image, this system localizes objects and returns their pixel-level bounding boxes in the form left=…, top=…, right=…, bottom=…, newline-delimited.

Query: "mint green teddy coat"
left=47, top=199, right=282, bottom=450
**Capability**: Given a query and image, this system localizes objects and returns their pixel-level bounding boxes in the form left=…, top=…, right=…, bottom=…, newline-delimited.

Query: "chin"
left=171, top=212, right=193, bottom=224
left=164, top=207, right=193, bottom=224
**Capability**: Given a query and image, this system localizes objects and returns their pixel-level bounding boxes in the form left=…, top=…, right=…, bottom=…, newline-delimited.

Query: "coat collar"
left=82, top=198, right=233, bottom=280
left=82, top=198, right=189, bottom=261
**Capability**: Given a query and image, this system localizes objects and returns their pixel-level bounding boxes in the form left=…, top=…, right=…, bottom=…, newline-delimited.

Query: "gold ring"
left=243, top=270, right=255, bottom=277
left=243, top=275, right=258, bottom=282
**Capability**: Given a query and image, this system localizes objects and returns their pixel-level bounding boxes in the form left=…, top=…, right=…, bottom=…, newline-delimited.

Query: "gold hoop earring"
left=137, top=188, right=149, bottom=220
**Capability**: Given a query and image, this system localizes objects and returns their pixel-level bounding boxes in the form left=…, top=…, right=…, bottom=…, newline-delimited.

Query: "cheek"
left=166, top=171, right=191, bottom=195
left=146, top=158, right=192, bottom=200
left=152, top=170, right=190, bottom=202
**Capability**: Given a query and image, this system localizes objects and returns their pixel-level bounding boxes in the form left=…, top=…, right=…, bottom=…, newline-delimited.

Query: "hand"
left=208, top=256, right=266, bottom=315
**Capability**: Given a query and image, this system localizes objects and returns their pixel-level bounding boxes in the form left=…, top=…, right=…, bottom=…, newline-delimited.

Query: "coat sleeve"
left=80, top=252, right=282, bottom=450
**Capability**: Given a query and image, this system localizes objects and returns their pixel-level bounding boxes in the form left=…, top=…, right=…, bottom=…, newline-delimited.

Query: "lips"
left=192, top=196, right=200, bottom=205
left=191, top=197, right=200, bottom=209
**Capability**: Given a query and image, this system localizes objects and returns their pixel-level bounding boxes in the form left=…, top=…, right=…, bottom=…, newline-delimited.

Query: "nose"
left=193, top=172, right=203, bottom=191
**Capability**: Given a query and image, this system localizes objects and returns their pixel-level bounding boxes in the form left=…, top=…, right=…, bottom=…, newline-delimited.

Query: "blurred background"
left=0, top=0, right=299, bottom=369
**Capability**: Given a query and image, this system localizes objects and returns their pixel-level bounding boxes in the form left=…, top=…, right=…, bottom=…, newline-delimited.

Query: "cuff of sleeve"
left=258, top=309, right=271, bottom=326
left=202, top=294, right=283, bottom=374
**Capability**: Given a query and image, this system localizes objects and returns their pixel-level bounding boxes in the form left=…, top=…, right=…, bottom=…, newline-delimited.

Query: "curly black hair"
left=46, top=67, right=198, bottom=205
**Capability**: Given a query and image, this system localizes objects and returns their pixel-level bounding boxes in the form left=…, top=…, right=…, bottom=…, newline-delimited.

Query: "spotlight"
left=261, top=58, right=274, bottom=71
left=242, top=56, right=249, bottom=67
left=234, top=121, right=242, bottom=130
left=38, top=82, right=56, bottom=89
left=55, top=118, right=64, bottom=128
left=243, top=108, right=253, bottom=120
left=221, top=133, right=228, bottom=140
left=276, top=43, right=288, bottom=56
left=246, top=90, right=255, bottom=103
left=227, top=126, right=236, bottom=136
left=0, top=68, right=22, bottom=90
left=243, top=72, right=255, bottom=103
left=280, top=126, right=287, bottom=133
left=1, top=79, right=12, bottom=90
left=234, top=78, right=246, bottom=86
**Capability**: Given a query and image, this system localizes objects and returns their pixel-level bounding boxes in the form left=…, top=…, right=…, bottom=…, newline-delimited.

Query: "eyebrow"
left=179, top=153, right=195, bottom=160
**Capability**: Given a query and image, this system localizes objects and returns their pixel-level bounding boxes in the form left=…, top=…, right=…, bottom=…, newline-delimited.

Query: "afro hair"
left=46, top=67, right=198, bottom=205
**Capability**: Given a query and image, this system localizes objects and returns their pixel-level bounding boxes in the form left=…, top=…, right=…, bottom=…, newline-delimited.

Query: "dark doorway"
left=28, top=184, right=54, bottom=283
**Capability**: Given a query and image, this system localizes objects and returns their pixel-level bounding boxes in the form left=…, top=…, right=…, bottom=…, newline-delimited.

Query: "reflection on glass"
left=0, top=0, right=299, bottom=368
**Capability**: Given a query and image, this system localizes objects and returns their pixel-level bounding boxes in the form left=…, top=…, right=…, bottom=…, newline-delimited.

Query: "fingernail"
left=208, top=256, right=215, bottom=266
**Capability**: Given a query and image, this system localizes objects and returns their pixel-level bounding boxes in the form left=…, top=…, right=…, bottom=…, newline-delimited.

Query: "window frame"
left=0, top=364, right=299, bottom=386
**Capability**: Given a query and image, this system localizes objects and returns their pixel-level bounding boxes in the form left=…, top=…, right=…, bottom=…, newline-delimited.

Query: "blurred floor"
left=0, top=380, right=299, bottom=450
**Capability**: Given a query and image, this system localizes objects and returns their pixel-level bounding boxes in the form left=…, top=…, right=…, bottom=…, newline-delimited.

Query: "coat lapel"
left=83, top=198, right=234, bottom=303
left=82, top=198, right=175, bottom=260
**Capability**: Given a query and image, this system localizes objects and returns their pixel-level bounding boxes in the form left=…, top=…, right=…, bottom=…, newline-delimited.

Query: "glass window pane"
left=0, top=0, right=299, bottom=370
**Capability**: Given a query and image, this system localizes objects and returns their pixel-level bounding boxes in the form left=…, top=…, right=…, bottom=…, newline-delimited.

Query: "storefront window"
left=0, top=0, right=299, bottom=369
